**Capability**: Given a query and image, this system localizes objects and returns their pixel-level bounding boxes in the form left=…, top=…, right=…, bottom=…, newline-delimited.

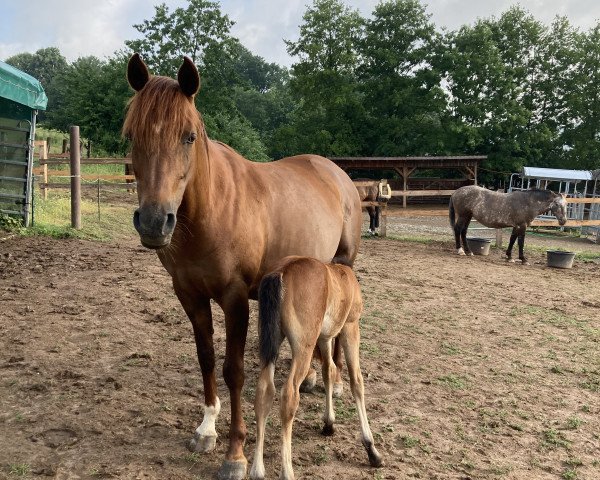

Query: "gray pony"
left=449, top=186, right=567, bottom=264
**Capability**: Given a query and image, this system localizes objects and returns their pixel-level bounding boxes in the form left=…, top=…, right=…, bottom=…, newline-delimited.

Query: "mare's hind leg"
left=280, top=340, right=316, bottom=480
left=460, top=216, right=473, bottom=256
left=338, top=321, right=383, bottom=467
left=250, top=363, right=276, bottom=480
left=506, top=227, right=518, bottom=262
left=317, top=338, right=337, bottom=435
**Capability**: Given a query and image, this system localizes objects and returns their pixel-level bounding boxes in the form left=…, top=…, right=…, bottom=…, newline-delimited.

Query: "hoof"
left=506, top=258, right=515, bottom=263
left=333, top=381, right=343, bottom=398
left=218, top=459, right=247, bottom=480
left=457, top=248, right=465, bottom=256
left=467, top=252, right=474, bottom=256
left=188, top=432, right=217, bottom=453
left=368, top=449, right=383, bottom=468
left=363, top=440, right=383, bottom=468
left=321, top=423, right=335, bottom=436
left=300, top=369, right=317, bottom=393
left=521, top=260, right=530, bottom=265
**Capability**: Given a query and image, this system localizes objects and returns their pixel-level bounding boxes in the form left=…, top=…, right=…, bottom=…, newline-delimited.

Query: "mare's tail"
left=258, top=272, right=284, bottom=366
left=449, top=197, right=456, bottom=228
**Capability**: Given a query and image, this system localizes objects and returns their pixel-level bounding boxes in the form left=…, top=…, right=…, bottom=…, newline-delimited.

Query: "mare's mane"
left=122, top=76, right=204, bottom=151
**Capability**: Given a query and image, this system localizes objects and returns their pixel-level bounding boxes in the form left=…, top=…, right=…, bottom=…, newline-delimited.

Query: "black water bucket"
left=467, top=237, right=492, bottom=256
left=546, top=250, right=576, bottom=269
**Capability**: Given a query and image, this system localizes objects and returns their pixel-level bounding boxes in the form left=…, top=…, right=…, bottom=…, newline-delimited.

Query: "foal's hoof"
left=333, top=381, right=344, bottom=398
left=457, top=248, right=466, bottom=256
left=188, top=432, right=217, bottom=453
left=300, top=369, right=317, bottom=393
left=218, top=459, right=247, bottom=480
left=521, top=260, right=530, bottom=266
left=468, top=252, right=474, bottom=256
left=321, top=422, right=335, bottom=436
left=506, top=257, right=515, bottom=263
left=363, top=440, right=383, bottom=468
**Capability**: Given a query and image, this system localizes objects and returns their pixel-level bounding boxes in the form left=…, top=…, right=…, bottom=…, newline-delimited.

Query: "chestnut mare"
left=250, top=256, right=382, bottom=480
left=123, top=54, right=362, bottom=480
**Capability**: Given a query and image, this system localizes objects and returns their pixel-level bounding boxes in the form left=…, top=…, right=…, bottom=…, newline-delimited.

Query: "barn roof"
left=522, top=166, right=592, bottom=182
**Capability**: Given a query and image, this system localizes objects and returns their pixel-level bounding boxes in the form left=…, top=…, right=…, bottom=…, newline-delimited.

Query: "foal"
left=250, top=257, right=382, bottom=480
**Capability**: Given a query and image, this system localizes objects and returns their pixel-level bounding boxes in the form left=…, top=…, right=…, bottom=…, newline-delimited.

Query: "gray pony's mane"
left=521, top=188, right=556, bottom=201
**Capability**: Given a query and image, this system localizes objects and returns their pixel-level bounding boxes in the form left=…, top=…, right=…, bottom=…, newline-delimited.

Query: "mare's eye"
left=185, top=132, right=197, bottom=144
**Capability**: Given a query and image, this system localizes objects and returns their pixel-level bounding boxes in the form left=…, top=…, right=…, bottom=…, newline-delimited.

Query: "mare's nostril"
left=133, top=210, right=141, bottom=232
left=165, top=213, right=176, bottom=233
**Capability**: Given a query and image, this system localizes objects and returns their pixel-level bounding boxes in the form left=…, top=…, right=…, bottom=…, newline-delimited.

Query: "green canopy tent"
left=0, top=61, right=47, bottom=226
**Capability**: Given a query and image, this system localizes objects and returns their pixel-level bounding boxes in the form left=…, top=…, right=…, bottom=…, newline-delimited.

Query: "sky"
left=1, top=0, right=599, bottom=67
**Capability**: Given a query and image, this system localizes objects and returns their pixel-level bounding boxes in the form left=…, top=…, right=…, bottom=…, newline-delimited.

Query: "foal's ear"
left=127, top=53, right=150, bottom=92
left=178, top=57, right=200, bottom=97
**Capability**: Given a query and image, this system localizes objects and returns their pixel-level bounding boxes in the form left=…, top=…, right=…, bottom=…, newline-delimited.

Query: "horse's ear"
left=178, top=56, right=200, bottom=97
left=127, top=53, right=150, bottom=91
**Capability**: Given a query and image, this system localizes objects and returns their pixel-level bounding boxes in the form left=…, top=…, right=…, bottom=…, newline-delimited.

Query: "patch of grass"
left=562, top=468, right=579, bottom=480
left=565, top=416, right=583, bottom=430
left=334, top=398, right=357, bottom=421
left=387, top=234, right=436, bottom=244
left=440, top=342, right=462, bottom=355
left=542, top=428, right=571, bottom=450
left=437, top=374, right=467, bottom=390
left=9, top=463, right=30, bottom=476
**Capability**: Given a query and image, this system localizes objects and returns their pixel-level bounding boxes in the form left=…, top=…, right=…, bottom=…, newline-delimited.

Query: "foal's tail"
left=449, top=197, right=456, bottom=228
left=258, top=272, right=284, bottom=366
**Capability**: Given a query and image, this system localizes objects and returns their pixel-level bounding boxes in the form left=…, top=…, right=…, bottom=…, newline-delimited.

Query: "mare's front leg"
left=218, top=288, right=250, bottom=480
left=506, top=227, right=519, bottom=262
left=174, top=288, right=220, bottom=453
left=517, top=227, right=529, bottom=264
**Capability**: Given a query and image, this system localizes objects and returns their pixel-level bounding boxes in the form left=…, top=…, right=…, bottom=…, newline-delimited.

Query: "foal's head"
left=123, top=54, right=203, bottom=249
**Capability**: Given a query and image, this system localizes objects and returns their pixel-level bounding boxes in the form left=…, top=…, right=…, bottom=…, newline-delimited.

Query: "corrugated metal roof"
left=522, top=167, right=592, bottom=181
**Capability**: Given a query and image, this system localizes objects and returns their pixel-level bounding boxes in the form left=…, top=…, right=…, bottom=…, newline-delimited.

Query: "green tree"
left=283, top=0, right=366, bottom=156
left=564, top=24, right=600, bottom=170
left=359, top=0, right=448, bottom=155
left=5, top=47, right=68, bottom=121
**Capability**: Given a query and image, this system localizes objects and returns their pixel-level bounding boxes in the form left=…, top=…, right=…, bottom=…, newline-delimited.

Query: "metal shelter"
left=0, top=61, right=47, bottom=226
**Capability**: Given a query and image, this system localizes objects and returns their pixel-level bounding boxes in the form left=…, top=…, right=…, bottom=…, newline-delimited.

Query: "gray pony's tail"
left=258, top=272, right=283, bottom=366
left=449, top=197, right=456, bottom=228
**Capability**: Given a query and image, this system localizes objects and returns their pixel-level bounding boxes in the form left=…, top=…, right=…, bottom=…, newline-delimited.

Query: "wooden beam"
left=530, top=219, right=600, bottom=227
left=391, top=189, right=455, bottom=196
left=566, top=197, right=600, bottom=204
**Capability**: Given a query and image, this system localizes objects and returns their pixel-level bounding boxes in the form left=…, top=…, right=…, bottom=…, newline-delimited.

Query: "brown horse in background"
left=355, top=178, right=380, bottom=234
left=449, top=186, right=567, bottom=264
left=123, top=54, right=362, bottom=480
left=250, top=257, right=382, bottom=480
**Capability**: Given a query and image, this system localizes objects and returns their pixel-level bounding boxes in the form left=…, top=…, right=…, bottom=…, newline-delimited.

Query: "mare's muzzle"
left=133, top=204, right=176, bottom=249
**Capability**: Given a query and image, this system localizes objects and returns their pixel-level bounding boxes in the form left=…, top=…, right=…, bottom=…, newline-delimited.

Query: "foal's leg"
left=517, top=226, right=529, bottom=264
left=332, top=338, right=344, bottom=398
left=281, top=341, right=315, bottom=480
left=338, top=321, right=383, bottom=468
left=318, top=338, right=337, bottom=435
left=250, top=363, right=276, bottom=480
left=506, top=227, right=518, bottom=262
left=218, top=289, right=251, bottom=480
left=174, top=289, right=220, bottom=454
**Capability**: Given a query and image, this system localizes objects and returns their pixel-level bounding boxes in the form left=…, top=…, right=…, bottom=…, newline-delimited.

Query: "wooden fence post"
left=40, top=140, right=48, bottom=200
left=380, top=203, right=387, bottom=237
left=495, top=229, right=503, bottom=248
left=70, top=126, right=81, bottom=229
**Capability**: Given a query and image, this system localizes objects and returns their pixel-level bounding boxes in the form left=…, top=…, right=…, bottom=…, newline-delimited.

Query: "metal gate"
left=0, top=115, right=34, bottom=225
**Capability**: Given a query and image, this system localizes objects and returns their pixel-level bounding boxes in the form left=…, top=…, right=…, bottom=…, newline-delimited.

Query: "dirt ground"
left=1, top=215, right=599, bottom=480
